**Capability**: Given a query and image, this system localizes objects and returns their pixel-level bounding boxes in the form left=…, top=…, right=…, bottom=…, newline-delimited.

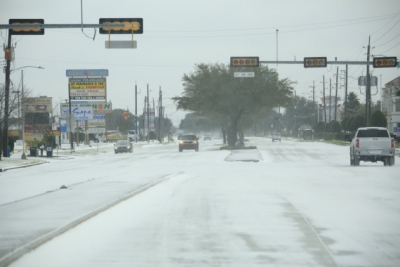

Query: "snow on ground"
left=2, top=138, right=400, bottom=267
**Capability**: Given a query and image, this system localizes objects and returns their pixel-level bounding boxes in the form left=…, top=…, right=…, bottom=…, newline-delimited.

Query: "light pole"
left=11, top=89, right=21, bottom=138
left=13, top=67, right=44, bottom=159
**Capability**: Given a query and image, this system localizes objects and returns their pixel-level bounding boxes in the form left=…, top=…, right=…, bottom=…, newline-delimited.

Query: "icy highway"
left=1, top=137, right=399, bottom=267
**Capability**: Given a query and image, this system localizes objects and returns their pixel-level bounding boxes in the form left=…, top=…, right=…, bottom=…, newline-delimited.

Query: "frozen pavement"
left=1, top=138, right=399, bottom=267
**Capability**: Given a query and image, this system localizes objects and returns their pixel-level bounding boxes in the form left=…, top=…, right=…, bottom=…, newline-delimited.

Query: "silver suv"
left=272, top=133, right=281, bottom=142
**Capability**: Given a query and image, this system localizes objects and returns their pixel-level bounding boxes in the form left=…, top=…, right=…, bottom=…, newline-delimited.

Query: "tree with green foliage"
left=108, top=109, right=136, bottom=134
left=348, top=115, right=366, bottom=132
left=369, top=110, right=387, bottom=127
left=173, top=63, right=294, bottom=146
left=341, top=116, right=350, bottom=132
left=282, top=96, right=316, bottom=136
left=345, top=92, right=361, bottom=116
left=329, top=121, right=341, bottom=133
left=314, top=121, right=325, bottom=133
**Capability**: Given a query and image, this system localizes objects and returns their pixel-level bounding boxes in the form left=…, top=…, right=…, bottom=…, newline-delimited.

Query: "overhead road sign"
left=66, top=69, right=109, bottom=77
left=9, top=19, right=45, bottom=35
left=234, top=72, right=255, bottom=78
left=230, top=57, right=259, bottom=67
left=99, top=18, right=143, bottom=34
left=304, top=57, right=327, bottom=68
left=373, top=57, right=397, bottom=68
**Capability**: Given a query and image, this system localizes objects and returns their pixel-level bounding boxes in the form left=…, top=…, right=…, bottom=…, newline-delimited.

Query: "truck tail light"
left=391, top=138, right=395, bottom=148
left=356, top=139, right=360, bottom=148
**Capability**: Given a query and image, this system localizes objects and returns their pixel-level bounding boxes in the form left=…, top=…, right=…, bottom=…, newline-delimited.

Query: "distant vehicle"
left=203, top=135, right=211, bottom=141
left=114, top=140, right=133, bottom=154
left=127, top=130, right=138, bottom=142
left=272, top=133, right=281, bottom=142
left=349, top=127, right=395, bottom=166
left=179, top=134, right=199, bottom=152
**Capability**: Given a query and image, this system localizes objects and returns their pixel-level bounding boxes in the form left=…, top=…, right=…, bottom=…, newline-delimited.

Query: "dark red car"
left=179, top=134, right=199, bottom=152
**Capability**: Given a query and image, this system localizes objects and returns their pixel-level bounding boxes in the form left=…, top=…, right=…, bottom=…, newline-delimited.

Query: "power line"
left=370, top=9, right=400, bottom=36
left=377, top=40, right=400, bottom=54
left=372, top=17, right=400, bottom=43
left=41, top=13, right=400, bottom=38
left=374, top=32, right=400, bottom=47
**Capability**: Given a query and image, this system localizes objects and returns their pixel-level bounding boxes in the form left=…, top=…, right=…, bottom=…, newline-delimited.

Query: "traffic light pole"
left=0, top=23, right=126, bottom=30
left=259, top=60, right=373, bottom=66
left=366, top=36, right=371, bottom=126
left=2, top=31, right=12, bottom=158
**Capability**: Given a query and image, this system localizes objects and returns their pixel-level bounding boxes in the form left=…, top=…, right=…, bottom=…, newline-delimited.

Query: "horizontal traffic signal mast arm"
left=259, top=60, right=373, bottom=65
left=0, top=23, right=126, bottom=30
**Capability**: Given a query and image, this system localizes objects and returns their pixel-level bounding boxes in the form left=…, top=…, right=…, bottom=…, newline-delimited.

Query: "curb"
left=0, top=161, right=48, bottom=172
left=0, top=171, right=183, bottom=267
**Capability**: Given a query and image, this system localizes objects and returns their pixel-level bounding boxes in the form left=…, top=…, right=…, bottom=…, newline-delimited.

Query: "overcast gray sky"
left=1, top=0, right=400, bottom=125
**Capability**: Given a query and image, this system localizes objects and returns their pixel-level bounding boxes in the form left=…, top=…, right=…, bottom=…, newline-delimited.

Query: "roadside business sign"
left=68, top=78, right=107, bottom=100
left=24, top=97, right=53, bottom=113
left=61, top=106, right=93, bottom=120
left=66, top=69, right=109, bottom=77
left=72, top=106, right=93, bottom=120
left=394, top=127, right=400, bottom=134
left=87, top=128, right=106, bottom=134
left=61, top=102, right=112, bottom=114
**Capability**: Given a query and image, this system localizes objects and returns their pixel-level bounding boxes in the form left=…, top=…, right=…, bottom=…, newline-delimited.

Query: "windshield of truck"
left=356, top=129, right=389, bottom=138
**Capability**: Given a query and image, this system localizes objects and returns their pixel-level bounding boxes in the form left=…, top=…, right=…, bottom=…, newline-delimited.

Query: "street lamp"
left=12, top=66, right=44, bottom=159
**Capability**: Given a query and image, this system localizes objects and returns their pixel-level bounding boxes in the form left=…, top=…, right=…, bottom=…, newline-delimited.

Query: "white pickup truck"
left=350, top=127, right=396, bottom=166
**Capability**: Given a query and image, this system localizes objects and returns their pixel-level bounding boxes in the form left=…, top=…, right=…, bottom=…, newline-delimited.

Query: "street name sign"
left=105, top=40, right=137, bottom=49
left=234, top=72, right=255, bottom=78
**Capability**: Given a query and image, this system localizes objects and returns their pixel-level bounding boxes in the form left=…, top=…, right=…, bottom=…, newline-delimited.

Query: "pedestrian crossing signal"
left=304, top=57, right=327, bottom=68
left=373, top=57, right=397, bottom=68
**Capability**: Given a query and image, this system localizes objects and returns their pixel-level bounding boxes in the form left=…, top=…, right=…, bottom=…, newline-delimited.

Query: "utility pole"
left=366, top=36, right=371, bottom=126
left=21, top=70, right=26, bottom=159
left=2, top=31, right=12, bottom=158
left=323, top=75, right=327, bottom=124
left=160, top=86, right=163, bottom=142
left=143, top=96, right=146, bottom=141
left=329, top=79, right=332, bottom=122
left=158, top=87, right=161, bottom=142
left=147, top=84, right=150, bottom=142
left=135, top=81, right=137, bottom=142
left=309, top=81, right=315, bottom=127
left=335, top=67, right=339, bottom=121
left=344, top=64, right=348, bottom=119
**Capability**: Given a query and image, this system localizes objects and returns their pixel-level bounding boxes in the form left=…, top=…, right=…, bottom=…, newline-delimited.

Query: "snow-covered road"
left=2, top=138, right=399, bottom=267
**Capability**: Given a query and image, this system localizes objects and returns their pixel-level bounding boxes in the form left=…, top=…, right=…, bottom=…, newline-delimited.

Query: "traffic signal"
left=230, top=57, right=259, bottom=67
left=373, top=57, right=397, bottom=68
left=9, top=19, right=44, bottom=35
left=304, top=57, right=327, bottom=68
left=99, top=18, right=143, bottom=34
